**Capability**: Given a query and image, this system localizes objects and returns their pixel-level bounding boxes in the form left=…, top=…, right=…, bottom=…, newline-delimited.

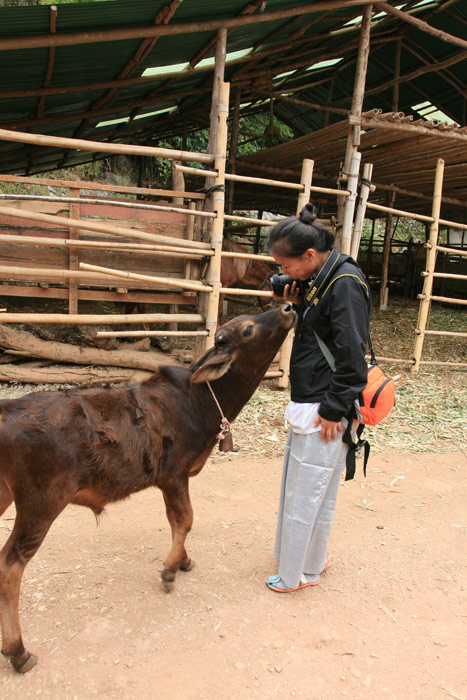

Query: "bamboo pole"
left=374, top=2, right=467, bottom=50
left=68, top=188, right=80, bottom=314
left=422, top=271, right=467, bottom=281
left=204, top=80, right=230, bottom=350
left=366, top=201, right=433, bottom=223
left=392, top=39, right=401, bottom=112
left=225, top=173, right=303, bottom=190
left=0, top=193, right=207, bottom=215
left=174, top=163, right=304, bottom=190
left=340, top=151, right=361, bottom=255
left=96, top=330, right=209, bottom=338
left=438, top=220, right=467, bottom=231
left=0, top=205, right=213, bottom=249
left=379, top=190, right=396, bottom=310
left=224, top=214, right=277, bottom=227
left=0, top=127, right=214, bottom=164
left=423, top=329, right=467, bottom=337
left=0, top=173, right=205, bottom=201
left=79, top=262, right=213, bottom=293
left=425, top=295, right=467, bottom=305
left=412, top=158, right=445, bottom=374
left=0, top=2, right=375, bottom=51
left=219, top=287, right=273, bottom=298
left=349, top=115, right=467, bottom=143
left=207, top=28, right=227, bottom=191
left=227, top=86, right=241, bottom=214
left=337, top=2, right=372, bottom=239
left=350, top=162, right=373, bottom=260
left=0, top=232, right=212, bottom=259
left=435, top=243, right=467, bottom=254
left=0, top=313, right=203, bottom=325
left=295, top=159, right=314, bottom=215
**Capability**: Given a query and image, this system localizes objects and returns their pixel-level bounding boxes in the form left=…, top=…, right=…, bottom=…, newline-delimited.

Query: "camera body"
left=269, top=273, right=297, bottom=297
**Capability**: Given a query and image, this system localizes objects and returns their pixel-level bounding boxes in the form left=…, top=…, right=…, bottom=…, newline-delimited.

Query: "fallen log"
left=0, top=363, right=152, bottom=386
left=0, top=325, right=177, bottom=372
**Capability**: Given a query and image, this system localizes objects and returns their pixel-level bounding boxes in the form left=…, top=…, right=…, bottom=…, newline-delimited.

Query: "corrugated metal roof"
left=0, top=0, right=465, bottom=217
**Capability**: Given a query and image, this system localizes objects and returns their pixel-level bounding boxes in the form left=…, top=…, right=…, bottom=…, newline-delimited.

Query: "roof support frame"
left=0, top=1, right=375, bottom=51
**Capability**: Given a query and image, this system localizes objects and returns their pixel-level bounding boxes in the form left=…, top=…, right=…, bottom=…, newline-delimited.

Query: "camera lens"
left=269, top=273, right=295, bottom=297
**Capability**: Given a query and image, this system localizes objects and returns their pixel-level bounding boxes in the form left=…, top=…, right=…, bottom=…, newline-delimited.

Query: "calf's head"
left=190, top=305, right=296, bottom=384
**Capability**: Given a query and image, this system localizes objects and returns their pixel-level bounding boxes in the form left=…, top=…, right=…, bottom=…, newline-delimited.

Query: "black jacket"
left=290, top=253, right=371, bottom=422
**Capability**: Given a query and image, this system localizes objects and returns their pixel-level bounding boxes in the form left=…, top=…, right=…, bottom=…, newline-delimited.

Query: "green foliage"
left=360, top=216, right=427, bottom=252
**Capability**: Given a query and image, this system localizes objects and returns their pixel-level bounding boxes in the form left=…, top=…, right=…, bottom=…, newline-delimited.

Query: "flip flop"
left=266, top=573, right=321, bottom=593
left=303, top=556, right=330, bottom=577
left=266, top=557, right=331, bottom=593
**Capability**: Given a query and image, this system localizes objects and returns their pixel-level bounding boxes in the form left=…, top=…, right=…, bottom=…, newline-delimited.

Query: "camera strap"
left=303, top=248, right=341, bottom=308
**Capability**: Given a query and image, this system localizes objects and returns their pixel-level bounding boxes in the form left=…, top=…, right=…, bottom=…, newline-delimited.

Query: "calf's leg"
left=0, top=479, right=13, bottom=517
left=161, top=480, right=194, bottom=591
left=0, top=498, right=68, bottom=673
left=162, top=492, right=194, bottom=573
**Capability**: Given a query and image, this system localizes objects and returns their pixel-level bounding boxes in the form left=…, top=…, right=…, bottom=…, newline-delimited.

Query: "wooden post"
left=172, top=161, right=185, bottom=206
left=226, top=86, right=241, bottom=214
left=295, top=158, right=314, bottom=215
left=195, top=28, right=227, bottom=357
left=379, top=190, right=396, bottom=309
left=203, top=80, right=230, bottom=351
left=68, top=187, right=80, bottom=314
left=206, top=27, right=228, bottom=193
left=412, top=158, right=445, bottom=374
left=336, top=3, right=372, bottom=245
left=392, top=39, right=401, bottom=112
left=340, top=151, right=361, bottom=255
left=350, top=162, right=373, bottom=260
left=276, top=158, right=314, bottom=390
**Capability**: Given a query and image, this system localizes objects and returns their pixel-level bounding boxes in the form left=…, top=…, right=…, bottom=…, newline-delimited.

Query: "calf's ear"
left=190, top=351, right=232, bottom=383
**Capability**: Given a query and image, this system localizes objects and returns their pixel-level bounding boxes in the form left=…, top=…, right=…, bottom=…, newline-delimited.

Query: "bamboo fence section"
left=411, top=159, right=467, bottom=373
left=204, top=80, right=230, bottom=349
left=0, top=204, right=214, bottom=248
left=0, top=96, right=465, bottom=378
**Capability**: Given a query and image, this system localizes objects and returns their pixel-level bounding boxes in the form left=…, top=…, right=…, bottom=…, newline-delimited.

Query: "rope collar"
left=206, top=382, right=231, bottom=440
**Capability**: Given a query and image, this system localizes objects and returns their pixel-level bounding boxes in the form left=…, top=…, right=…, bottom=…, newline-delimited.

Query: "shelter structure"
left=0, top=0, right=465, bottom=377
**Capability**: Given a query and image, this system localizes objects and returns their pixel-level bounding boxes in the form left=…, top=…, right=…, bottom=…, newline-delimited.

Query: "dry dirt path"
left=0, top=448, right=465, bottom=700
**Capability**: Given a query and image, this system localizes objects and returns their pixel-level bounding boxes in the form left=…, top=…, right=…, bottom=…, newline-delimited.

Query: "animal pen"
left=0, top=8, right=466, bottom=381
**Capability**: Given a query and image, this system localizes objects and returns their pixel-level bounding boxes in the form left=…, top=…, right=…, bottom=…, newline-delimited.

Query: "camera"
left=269, top=273, right=297, bottom=297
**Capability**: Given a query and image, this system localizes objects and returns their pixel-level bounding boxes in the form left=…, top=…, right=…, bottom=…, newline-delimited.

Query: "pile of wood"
left=0, top=325, right=180, bottom=386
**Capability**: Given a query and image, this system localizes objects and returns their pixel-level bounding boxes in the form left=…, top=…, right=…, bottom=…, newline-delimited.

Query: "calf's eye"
left=243, top=325, right=254, bottom=337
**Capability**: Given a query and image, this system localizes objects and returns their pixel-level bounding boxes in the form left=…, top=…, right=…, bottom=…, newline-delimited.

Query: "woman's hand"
left=281, top=281, right=302, bottom=306
left=313, top=415, right=343, bottom=443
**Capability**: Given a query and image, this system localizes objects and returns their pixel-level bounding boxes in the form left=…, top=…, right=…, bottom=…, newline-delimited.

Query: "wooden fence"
left=0, top=88, right=465, bottom=379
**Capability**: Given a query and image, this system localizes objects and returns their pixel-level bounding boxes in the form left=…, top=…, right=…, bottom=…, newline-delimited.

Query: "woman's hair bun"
left=299, top=203, right=319, bottom=224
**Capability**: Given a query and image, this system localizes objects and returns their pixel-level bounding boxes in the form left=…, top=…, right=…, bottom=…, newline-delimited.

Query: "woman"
left=266, top=204, right=371, bottom=593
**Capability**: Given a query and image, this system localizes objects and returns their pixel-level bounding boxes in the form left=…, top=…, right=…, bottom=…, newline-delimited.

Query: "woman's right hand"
left=283, top=281, right=302, bottom=306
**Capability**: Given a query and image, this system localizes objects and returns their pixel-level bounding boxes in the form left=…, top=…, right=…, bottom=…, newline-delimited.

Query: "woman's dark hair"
left=267, top=203, right=334, bottom=258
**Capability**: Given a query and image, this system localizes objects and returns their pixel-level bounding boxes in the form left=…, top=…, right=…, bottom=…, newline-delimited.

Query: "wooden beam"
left=0, top=127, right=214, bottom=164
left=375, top=2, right=467, bottom=50
left=36, top=4, right=57, bottom=119
left=0, top=2, right=375, bottom=51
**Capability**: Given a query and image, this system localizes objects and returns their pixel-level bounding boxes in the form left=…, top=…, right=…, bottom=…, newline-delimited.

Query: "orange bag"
left=357, top=364, right=396, bottom=425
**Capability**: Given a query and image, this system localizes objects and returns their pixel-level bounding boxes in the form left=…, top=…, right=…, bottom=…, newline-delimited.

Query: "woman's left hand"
left=313, top=415, right=343, bottom=443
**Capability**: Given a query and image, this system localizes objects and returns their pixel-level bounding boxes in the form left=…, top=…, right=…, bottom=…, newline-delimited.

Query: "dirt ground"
left=0, top=444, right=465, bottom=700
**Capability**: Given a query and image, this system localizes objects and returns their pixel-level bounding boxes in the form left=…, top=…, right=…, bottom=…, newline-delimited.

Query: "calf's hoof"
left=2, top=650, right=38, bottom=674
left=161, top=567, right=175, bottom=593
left=180, top=558, right=195, bottom=572
left=15, top=653, right=38, bottom=674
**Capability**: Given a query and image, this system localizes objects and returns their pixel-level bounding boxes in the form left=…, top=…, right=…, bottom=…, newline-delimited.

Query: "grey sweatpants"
left=273, top=424, right=350, bottom=589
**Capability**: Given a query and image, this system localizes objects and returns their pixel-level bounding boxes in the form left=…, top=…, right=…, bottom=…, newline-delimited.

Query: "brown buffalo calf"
left=0, top=305, right=295, bottom=673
